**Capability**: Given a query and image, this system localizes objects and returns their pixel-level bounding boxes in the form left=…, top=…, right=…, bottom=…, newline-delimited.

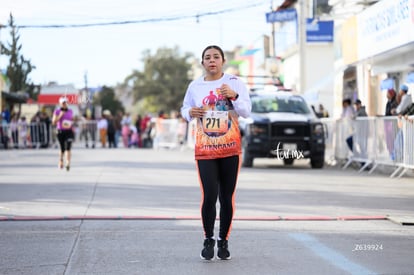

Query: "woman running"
left=181, top=45, right=251, bottom=260
left=52, top=96, right=74, bottom=171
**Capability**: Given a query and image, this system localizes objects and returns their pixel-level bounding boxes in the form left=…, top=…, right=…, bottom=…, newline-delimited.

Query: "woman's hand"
left=190, top=107, right=206, bottom=118
left=220, top=84, right=238, bottom=99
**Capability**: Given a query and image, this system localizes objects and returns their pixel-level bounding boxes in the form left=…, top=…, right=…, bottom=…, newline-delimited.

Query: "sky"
left=0, top=0, right=281, bottom=88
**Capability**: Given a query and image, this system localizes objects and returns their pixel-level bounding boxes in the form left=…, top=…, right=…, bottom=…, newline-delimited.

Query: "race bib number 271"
left=202, top=111, right=228, bottom=134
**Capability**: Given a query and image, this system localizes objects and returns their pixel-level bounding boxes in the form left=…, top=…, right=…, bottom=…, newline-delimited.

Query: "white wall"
left=282, top=53, right=300, bottom=92
left=305, top=44, right=335, bottom=113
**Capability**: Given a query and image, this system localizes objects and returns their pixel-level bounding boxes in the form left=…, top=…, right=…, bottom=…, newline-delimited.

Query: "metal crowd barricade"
left=153, top=118, right=181, bottom=149
left=29, top=122, right=50, bottom=148
left=318, top=116, right=412, bottom=177
left=339, top=115, right=413, bottom=178
left=76, top=120, right=98, bottom=148
left=335, top=118, right=353, bottom=162
left=369, top=116, right=400, bottom=175
left=0, top=123, right=10, bottom=149
left=320, top=118, right=337, bottom=165
left=0, top=121, right=50, bottom=149
left=391, top=116, right=414, bottom=178
left=343, top=117, right=377, bottom=172
left=185, top=119, right=197, bottom=149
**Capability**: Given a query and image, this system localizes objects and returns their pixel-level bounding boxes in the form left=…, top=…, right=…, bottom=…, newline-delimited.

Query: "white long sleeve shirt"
left=396, top=93, right=412, bottom=114
left=181, top=74, right=251, bottom=121
left=181, top=73, right=251, bottom=159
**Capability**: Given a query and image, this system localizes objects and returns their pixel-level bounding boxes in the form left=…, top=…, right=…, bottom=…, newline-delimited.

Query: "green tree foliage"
left=93, top=86, right=124, bottom=116
left=315, top=0, right=332, bottom=16
left=125, top=46, right=193, bottom=114
left=0, top=14, right=37, bottom=97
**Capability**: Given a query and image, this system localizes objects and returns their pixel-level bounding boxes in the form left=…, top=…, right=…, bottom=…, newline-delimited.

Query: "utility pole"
left=270, top=0, right=276, bottom=57
left=299, top=0, right=307, bottom=93
left=82, top=70, right=89, bottom=112
left=84, top=70, right=88, bottom=91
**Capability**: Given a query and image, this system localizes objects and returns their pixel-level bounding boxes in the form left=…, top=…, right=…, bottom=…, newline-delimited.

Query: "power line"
left=17, top=2, right=263, bottom=29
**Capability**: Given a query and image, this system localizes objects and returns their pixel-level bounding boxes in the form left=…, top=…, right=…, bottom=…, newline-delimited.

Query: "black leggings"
left=57, top=130, right=74, bottom=153
left=197, top=155, right=240, bottom=240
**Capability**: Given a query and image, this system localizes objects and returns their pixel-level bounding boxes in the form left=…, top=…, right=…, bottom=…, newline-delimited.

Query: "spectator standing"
left=19, top=116, right=28, bottom=148
left=385, top=89, right=398, bottom=116
left=1, top=108, right=10, bottom=123
left=393, top=85, right=413, bottom=162
left=153, top=110, right=166, bottom=149
left=135, top=114, right=142, bottom=147
left=354, top=99, right=369, bottom=164
left=140, top=114, right=152, bottom=147
left=81, top=110, right=96, bottom=149
left=311, top=105, right=321, bottom=118
left=128, top=125, right=139, bottom=148
left=97, top=115, right=108, bottom=148
left=104, top=110, right=116, bottom=148
left=354, top=99, right=367, bottom=117
left=0, top=112, right=8, bottom=149
left=341, top=98, right=356, bottom=152
left=40, top=111, right=51, bottom=148
left=400, top=101, right=414, bottom=118
left=121, top=112, right=132, bottom=148
left=10, top=114, right=19, bottom=148
left=394, top=84, right=412, bottom=115
left=345, top=99, right=367, bottom=152
left=114, top=111, right=123, bottom=148
left=319, top=104, right=329, bottom=118
left=384, top=89, right=398, bottom=157
left=341, top=98, right=356, bottom=120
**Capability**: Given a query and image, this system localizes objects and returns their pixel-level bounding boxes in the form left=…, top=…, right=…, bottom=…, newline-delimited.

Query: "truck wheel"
left=283, top=158, right=294, bottom=165
left=242, top=148, right=253, bottom=167
left=310, top=156, right=324, bottom=169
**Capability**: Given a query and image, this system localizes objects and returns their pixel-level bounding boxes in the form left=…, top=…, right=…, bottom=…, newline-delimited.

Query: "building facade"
left=338, top=0, right=414, bottom=117
left=266, top=0, right=414, bottom=118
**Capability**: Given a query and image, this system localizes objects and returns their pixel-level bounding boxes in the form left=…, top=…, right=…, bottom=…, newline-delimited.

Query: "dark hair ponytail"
left=201, top=45, right=225, bottom=63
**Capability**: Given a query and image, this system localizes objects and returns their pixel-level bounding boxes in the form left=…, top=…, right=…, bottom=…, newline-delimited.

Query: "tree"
left=314, top=0, right=332, bottom=16
left=93, top=86, right=124, bottom=116
left=0, top=14, right=37, bottom=98
left=125, top=46, right=193, bottom=115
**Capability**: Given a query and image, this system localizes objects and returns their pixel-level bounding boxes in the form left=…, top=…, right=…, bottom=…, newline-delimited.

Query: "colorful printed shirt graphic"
left=181, top=74, right=251, bottom=160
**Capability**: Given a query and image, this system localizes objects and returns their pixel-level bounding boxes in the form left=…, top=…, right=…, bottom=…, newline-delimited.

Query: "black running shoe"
left=217, top=239, right=231, bottom=260
left=200, top=238, right=215, bottom=260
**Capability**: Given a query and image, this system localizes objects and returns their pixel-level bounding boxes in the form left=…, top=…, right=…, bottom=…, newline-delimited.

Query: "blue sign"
left=407, top=72, right=414, bottom=83
left=306, top=19, right=334, bottom=43
left=380, top=78, right=395, bottom=90
left=266, top=8, right=297, bottom=23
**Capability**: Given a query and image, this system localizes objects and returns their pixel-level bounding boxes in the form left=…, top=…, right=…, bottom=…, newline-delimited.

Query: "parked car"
left=239, top=90, right=325, bottom=168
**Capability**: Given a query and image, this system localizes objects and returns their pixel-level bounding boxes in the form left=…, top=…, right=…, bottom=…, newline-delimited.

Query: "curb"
left=0, top=215, right=388, bottom=222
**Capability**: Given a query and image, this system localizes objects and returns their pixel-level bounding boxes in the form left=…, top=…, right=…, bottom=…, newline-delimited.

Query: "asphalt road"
left=0, top=146, right=413, bottom=275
